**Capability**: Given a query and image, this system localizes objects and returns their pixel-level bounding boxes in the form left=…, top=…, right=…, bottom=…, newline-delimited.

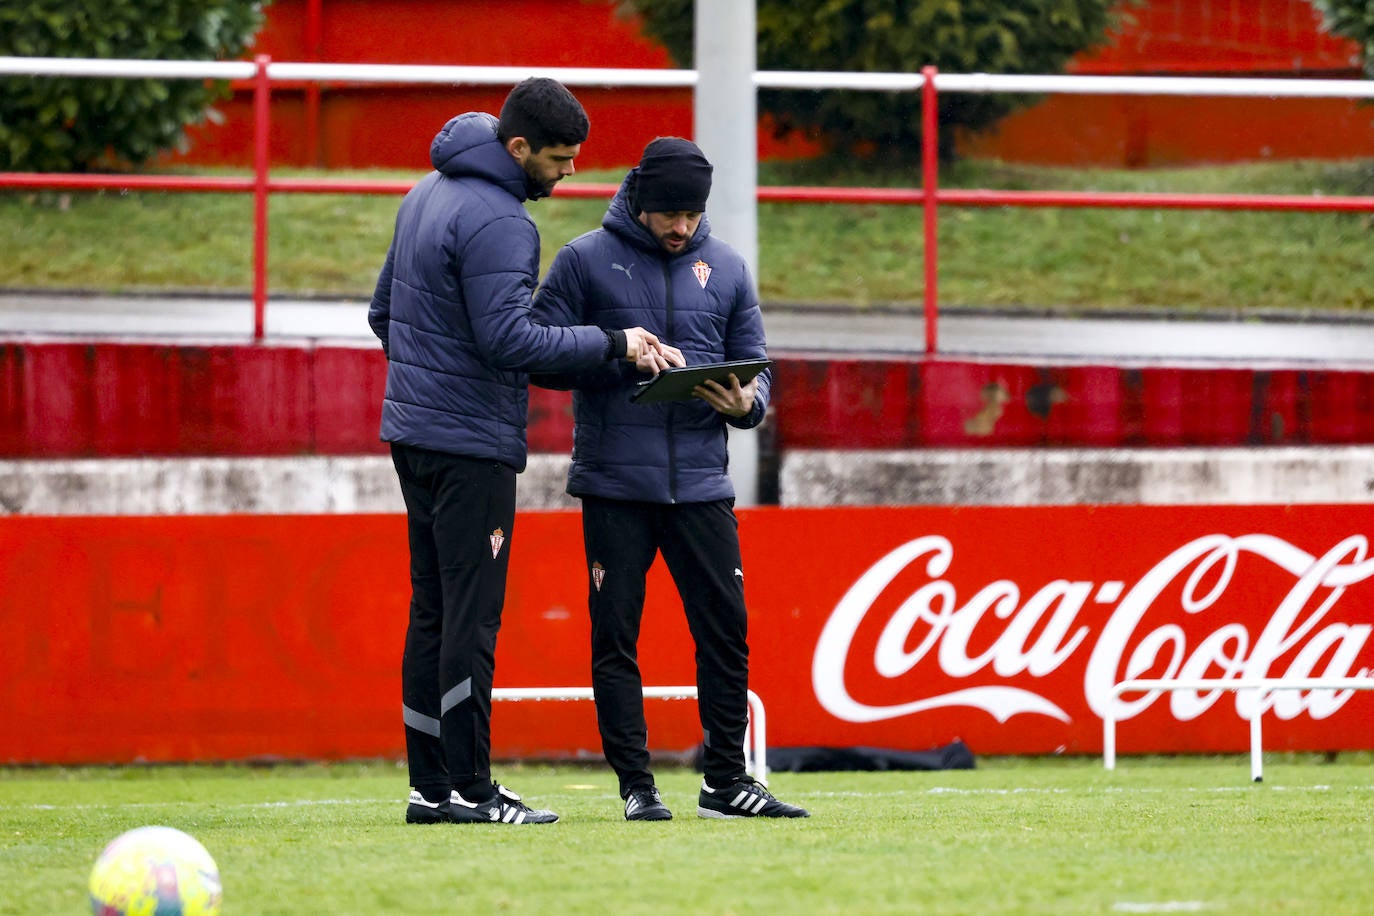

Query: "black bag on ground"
left=766, top=739, right=975, bottom=773
left=692, top=738, right=975, bottom=773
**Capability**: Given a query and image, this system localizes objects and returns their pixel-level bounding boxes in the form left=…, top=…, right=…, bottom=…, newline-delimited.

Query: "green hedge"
left=0, top=1, right=268, bottom=172
left=1314, top=0, right=1374, bottom=77
left=617, top=0, right=1131, bottom=163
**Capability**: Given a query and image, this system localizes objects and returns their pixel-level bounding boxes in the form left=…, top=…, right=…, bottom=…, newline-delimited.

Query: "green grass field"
left=3, top=756, right=1372, bottom=914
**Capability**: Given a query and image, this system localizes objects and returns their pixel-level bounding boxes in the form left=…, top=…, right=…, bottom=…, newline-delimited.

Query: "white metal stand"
left=1103, top=677, right=1374, bottom=782
left=493, top=685, right=769, bottom=781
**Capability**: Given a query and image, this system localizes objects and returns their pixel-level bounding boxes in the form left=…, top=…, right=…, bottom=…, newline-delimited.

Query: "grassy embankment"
left=2, top=158, right=1371, bottom=315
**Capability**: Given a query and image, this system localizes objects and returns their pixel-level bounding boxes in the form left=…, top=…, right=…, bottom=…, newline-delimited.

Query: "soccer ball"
left=88, top=826, right=222, bottom=916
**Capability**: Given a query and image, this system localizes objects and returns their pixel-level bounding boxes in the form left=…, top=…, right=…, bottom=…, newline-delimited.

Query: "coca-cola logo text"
left=812, top=534, right=1374, bottom=725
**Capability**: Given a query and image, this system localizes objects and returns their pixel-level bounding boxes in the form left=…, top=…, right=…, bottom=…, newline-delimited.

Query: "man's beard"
left=523, top=164, right=556, bottom=201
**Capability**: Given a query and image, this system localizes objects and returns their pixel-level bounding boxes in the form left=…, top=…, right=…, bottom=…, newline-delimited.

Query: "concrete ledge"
left=9, top=447, right=1374, bottom=515
left=779, top=446, right=1374, bottom=506
left=0, top=455, right=578, bottom=516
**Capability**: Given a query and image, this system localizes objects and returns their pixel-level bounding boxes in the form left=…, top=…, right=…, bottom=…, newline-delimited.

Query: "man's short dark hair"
left=497, top=78, right=590, bottom=152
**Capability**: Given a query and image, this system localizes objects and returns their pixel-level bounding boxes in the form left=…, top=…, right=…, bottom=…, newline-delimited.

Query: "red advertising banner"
left=2, top=506, right=1371, bottom=765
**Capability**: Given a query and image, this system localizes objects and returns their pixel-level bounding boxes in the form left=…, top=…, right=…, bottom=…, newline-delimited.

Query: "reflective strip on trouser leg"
left=441, top=678, right=472, bottom=716
left=403, top=704, right=441, bottom=738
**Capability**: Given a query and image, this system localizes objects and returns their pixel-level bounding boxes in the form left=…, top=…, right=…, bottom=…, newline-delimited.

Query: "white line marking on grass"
left=806, top=784, right=1374, bottom=799
left=3, top=794, right=625, bottom=813
left=5, top=784, right=1374, bottom=813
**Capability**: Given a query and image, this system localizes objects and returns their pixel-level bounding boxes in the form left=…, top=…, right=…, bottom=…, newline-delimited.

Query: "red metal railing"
left=4, top=57, right=1374, bottom=350
left=922, top=66, right=939, bottom=355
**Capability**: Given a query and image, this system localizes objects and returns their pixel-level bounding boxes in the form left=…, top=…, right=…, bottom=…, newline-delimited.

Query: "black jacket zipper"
left=663, top=259, right=677, bottom=504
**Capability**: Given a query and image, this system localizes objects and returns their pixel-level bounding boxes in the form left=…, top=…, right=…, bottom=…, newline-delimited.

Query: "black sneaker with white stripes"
left=624, top=786, right=673, bottom=821
left=406, top=784, right=558, bottom=824
left=697, top=776, right=809, bottom=819
left=450, top=783, right=559, bottom=824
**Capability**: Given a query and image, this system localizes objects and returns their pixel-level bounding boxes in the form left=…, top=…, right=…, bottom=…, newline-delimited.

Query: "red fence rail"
left=3, top=56, right=1374, bottom=350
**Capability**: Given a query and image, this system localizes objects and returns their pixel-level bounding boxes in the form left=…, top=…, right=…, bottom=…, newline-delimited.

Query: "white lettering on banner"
left=812, top=534, right=1374, bottom=726
left=1084, top=534, right=1374, bottom=722
left=812, top=536, right=1078, bottom=724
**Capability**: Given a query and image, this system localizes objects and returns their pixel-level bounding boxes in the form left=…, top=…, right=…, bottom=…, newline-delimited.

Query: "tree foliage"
left=0, top=1, right=269, bottom=172
left=616, top=0, right=1130, bottom=162
left=1313, top=0, right=1374, bottom=76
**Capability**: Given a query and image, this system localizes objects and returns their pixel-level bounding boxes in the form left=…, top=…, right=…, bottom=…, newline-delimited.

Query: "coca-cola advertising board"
left=2, top=505, right=1371, bottom=764
left=779, top=505, right=1374, bottom=756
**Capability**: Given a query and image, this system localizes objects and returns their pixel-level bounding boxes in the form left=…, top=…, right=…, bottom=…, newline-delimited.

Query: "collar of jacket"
left=429, top=111, right=528, bottom=201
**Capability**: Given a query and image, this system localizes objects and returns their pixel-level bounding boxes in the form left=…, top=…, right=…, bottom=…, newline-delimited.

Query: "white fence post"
left=1104, top=677, right=1374, bottom=782
left=694, top=0, right=762, bottom=506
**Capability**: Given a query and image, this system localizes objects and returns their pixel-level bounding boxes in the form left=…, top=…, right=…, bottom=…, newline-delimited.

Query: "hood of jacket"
left=429, top=111, right=528, bottom=201
left=601, top=170, right=713, bottom=258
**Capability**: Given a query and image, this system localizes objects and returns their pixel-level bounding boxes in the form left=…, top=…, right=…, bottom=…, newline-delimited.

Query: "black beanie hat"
left=633, top=137, right=713, bottom=213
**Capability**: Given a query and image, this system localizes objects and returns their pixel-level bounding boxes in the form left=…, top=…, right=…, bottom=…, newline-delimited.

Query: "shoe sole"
left=626, top=810, right=673, bottom=821
left=696, top=804, right=810, bottom=819
left=405, top=805, right=450, bottom=825
left=697, top=805, right=741, bottom=819
left=450, top=809, right=560, bottom=825
left=407, top=805, right=559, bottom=825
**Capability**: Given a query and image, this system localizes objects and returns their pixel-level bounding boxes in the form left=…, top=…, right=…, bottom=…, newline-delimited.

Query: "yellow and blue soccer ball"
left=89, top=826, right=222, bottom=916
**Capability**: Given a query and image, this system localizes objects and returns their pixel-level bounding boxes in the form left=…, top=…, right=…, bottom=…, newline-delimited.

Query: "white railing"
left=933, top=72, right=1374, bottom=98
left=8, top=57, right=1374, bottom=98
left=493, top=685, right=769, bottom=781
left=3, top=56, right=1373, bottom=348
left=1104, top=677, right=1374, bottom=781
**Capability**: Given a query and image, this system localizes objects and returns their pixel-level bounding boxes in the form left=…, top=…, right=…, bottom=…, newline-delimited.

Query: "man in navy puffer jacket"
left=369, top=79, right=672, bottom=827
left=534, top=138, right=809, bottom=822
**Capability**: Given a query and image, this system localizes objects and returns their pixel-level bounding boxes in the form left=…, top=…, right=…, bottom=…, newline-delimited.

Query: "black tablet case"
left=630, top=358, right=773, bottom=404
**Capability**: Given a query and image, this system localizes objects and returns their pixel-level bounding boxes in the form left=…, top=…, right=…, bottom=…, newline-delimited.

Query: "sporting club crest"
left=692, top=260, right=712, bottom=289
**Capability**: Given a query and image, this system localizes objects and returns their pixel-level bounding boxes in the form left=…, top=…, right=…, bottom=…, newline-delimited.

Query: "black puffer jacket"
left=368, top=112, right=611, bottom=471
left=533, top=171, right=770, bottom=504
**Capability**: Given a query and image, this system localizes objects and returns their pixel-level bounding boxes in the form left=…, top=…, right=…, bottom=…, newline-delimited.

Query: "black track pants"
left=581, top=496, right=750, bottom=796
left=392, top=443, right=515, bottom=795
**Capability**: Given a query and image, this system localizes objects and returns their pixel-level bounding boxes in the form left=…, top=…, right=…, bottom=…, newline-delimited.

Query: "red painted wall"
left=6, top=341, right=1374, bottom=458
left=178, top=0, right=700, bottom=170
left=4, top=507, right=1371, bottom=763
left=1009, top=0, right=1373, bottom=166
left=958, top=93, right=1374, bottom=168
left=171, top=0, right=1369, bottom=170
left=1073, top=0, right=1357, bottom=74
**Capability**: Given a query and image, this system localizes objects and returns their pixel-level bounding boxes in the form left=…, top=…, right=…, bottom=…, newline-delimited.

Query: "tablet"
left=630, top=358, right=773, bottom=404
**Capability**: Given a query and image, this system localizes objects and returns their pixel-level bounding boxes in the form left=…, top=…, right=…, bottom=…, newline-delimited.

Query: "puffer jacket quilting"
left=533, top=172, right=770, bottom=504
left=368, top=111, right=610, bottom=471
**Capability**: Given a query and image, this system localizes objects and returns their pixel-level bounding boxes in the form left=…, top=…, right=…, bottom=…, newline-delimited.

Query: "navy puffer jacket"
left=368, top=112, right=611, bottom=471
left=533, top=172, right=770, bottom=504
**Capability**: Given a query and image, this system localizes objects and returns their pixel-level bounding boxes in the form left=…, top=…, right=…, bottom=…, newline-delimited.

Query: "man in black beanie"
left=533, top=137, right=810, bottom=822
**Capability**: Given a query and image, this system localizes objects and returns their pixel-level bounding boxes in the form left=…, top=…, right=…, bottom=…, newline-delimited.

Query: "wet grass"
left=2, top=158, right=1371, bottom=315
